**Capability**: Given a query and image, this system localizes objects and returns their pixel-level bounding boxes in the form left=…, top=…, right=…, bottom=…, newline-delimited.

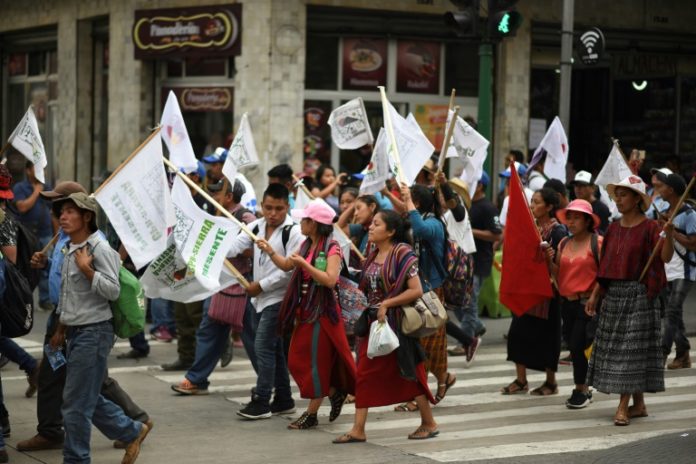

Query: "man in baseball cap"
left=570, top=171, right=611, bottom=235
left=40, top=181, right=86, bottom=200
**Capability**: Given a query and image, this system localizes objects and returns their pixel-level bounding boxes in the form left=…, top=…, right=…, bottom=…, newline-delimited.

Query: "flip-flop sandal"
left=529, top=381, right=558, bottom=396
left=627, top=405, right=648, bottom=418
left=435, top=373, right=457, bottom=404
left=332, top=434, right=366, bottom=444
left=501, top=379, right=528, bottom=395
left=394, top=402, right=419, bottom=412
left=329, top=391, right=347, bottom=422
left=408, top=428, right=440, bottom=440
left=614, top=410, right=630, bottom=426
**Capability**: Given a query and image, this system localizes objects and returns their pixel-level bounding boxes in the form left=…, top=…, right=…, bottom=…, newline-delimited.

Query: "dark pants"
left=561, top=299, right=592, bottom=386
left=662, top=279, right=692, bottom=356
left=174, top=301, right=204, bottom=364
left=36, top=311, right=149, bottom=442
left=241, top=299, right=258, bottom=373
left=445, top=319, right=473, bottom=347
left=0, top=336, right=37, bottom=375
left=127, top=332, right=150, bottom=356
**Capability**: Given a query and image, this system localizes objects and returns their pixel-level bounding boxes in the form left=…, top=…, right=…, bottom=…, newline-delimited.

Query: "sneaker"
left=237, top=398, right=272, bottom=420
left=161, top=359, right=193, bottom=371
left=466, top=337, right=481, bottom=363
left=566, top=389, right=591, bottom=409
left=668, top=351, right=692, bottom=369
left=270, top=398, right=296, bottom=415
left=447, top=345, right=466, bottom=356
left=122, top=422, right=150, bottom=464
left=17, top=433, right=63, bottom=451
left=171, top=379, right=208, bottom=395
left=152, top=326, right=174, bottom=343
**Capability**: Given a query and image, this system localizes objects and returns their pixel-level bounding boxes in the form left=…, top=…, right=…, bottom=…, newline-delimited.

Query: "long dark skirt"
left=586, top=281, right=664, bottom=394
left=506, top=297, right=561, bottom=372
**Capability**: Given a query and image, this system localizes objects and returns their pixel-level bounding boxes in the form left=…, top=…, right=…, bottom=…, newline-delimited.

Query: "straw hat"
left=447, top=178, right=471, bottom=209
left=606, top=175, right=651, bottom=212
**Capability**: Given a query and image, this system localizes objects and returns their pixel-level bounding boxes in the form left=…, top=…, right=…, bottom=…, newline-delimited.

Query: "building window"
left=305, top=35, right=339, bottom=90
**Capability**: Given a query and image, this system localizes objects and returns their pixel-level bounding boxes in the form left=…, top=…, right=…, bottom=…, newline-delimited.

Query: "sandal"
left=628, top=405, right=648, bottom=418
left=394, top=401, right=419, bottom=412
left=329, top=391, right=347, bottom=422
left=408, top=427, right=440, bottom=440
left=530, top=381, right=558, bottom=396
left=287, top=412, right=318, bottom=430
left=614, top=409, right=630, bottom=426
left=501, top=379, right=528, bottom=395
left=332, top=433, right=366, bottom=444
left=435, top=373, right=456, bottom=404
left=344, top=394, right=355, bottom=404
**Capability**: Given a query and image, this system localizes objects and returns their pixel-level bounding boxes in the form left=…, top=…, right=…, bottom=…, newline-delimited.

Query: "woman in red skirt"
left=333, top=210, right=438, bottom=444
left=257, top=199, right=356, bottom=430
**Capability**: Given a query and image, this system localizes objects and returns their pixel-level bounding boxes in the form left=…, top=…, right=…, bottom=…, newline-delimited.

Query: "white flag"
left=94, top=132, right=175, bottom=270
left=444, top=210, right=476, bottom=254
left=528, top=116, right=568, bottom=182
left=160, top=91, right=198, bottom=172
left=222, top=113, right=260, bottom=183
left=140, top=238, right=238, bottom=303
left=294, top=186, right=313, bottom=211
left=360, top=128, right=390, bottom=195
left=8, top=107, right=47, bottom=184
left=170, top=177, right=239, bottom=290
left=328, top=97, right=374, bottom=149
left=383, top=103, right=434, bottom=185
left=594, top=144, right=632, bottom=188
left=445, top=111, right=490, bottom=197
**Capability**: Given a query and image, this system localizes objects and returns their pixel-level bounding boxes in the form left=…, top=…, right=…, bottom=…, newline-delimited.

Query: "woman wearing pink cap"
left=257, top=199, right=356, bottom=430
left=552, top=199, right=603, bottom=409
left=585, top=175, right=674, bottom=426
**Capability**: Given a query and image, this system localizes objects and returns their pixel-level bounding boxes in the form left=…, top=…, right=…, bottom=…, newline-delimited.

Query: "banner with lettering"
left=327, top=98, right=374, bottom=149
left=170, top=176, right=239, bottom=290
left=94, top=131, right=175, bottom=270
left=7, top=106, right=48, bottom=184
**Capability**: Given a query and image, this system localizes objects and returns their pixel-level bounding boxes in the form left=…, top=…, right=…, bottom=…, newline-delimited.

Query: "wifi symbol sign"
left=578, top=27, right=605, bottom=65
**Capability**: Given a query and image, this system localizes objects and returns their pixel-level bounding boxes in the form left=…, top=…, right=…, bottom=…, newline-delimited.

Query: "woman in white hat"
left=585, top=175, right=674, bottom=426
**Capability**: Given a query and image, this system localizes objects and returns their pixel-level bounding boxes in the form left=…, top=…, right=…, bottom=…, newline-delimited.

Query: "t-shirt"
left=469, top=197, right=502, bottom=277
left=591, top=199, right=611, bottom=235
left=661, top=204, right=696, bottom=282
left=12, top=180, right=53, bottom=238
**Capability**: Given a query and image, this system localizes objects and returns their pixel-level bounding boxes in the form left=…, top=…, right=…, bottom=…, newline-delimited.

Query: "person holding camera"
left=311, top=164, right=347, bottom=214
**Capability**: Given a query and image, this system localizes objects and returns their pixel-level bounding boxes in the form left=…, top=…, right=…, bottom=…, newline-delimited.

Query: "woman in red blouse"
left=585, top=176, right=674, bottom=426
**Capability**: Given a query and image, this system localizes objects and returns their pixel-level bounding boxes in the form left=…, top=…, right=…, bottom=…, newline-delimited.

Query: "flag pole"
left=93, top=128, right=162, bottom=196
left=378, top=86, right=407, bottom=186
left=447, top=88, right=456, bottom=113
left=40, top=232, right=60, bottom=254
left=638, top=174, right=696, bottom=282
left=358, top=97, right=374, bottom=146
left=610, top=137, right=630, bottom=164
left=436, top=105, right=460, bottom=174
left=292, top=175, right=365, bottom=261
left=223, top=260, right=250, bottom=288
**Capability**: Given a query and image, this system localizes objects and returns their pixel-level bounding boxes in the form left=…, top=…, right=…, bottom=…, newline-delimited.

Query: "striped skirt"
left=586, top=281, right=664, bottom=394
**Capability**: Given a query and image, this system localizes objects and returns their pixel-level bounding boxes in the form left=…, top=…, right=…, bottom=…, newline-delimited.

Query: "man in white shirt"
left=227, top=183, right=304, bottom=419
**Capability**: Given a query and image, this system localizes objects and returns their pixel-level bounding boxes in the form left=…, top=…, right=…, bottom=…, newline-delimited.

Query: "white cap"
left=571, top=170, right=593, bottom=185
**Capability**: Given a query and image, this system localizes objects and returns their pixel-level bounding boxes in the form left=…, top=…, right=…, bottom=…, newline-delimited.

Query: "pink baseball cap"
left=291, top=199, right=337, bottom=225
left=556, top=199, right=600, bottom=230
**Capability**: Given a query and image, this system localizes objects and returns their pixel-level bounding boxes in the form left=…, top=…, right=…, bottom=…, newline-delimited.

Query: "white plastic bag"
left=367, top=320, right=400, bottom=359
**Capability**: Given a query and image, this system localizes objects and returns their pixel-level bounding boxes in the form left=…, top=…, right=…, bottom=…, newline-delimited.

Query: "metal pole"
left=559, top=0, right=575, bottom=134
left=477, top=42, right=493, bottom=197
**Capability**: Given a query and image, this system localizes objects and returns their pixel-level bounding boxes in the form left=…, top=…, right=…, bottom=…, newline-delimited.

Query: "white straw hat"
left=606, top=175, right=651, bottom=211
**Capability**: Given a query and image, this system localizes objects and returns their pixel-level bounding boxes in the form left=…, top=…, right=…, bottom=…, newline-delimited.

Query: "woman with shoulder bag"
left=333, top=210, right=438, bottom=443
left=502, top=187, right=568, bottom=396
left=257, top=199, right=356, bottom=430
left=551, top=199, right=603, bottom=409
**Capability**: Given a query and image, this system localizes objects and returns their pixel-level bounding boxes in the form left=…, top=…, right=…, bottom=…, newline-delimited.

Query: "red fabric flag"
left=499, top=164, right=554, bottom=316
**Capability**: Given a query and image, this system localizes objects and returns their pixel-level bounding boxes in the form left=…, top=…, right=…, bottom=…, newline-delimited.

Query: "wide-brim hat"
left=448, top=178, right=471, bottom=209
left=606, top=175, right=651, bottom=211
left=556, top=199, right=600, bottom=230
left=52, top=192, right=99, bottom=215
left=41, top=181, right=87, bottom=199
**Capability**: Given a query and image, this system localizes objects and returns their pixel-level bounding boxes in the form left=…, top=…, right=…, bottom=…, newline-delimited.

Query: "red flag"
left=499, top=164, right=553, bottom=316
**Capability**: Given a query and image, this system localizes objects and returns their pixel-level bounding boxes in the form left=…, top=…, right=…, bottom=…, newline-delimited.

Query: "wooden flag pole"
left=223, top=260, right=250, bottom=289
left=40, top=232, right=60, bottom=254
left=447, top=88, right=456, bottom=113
left=162, top=157, right=259, bottom=241
left=611, top=137, right=630, bottom=164
left=437, top=105, right=460, bottom=174
left=378, top=86, right=407, bottom=186
left=638, top=174, right=696, bottom=282
left=292, top=175, right=366, bottom=261
left=93, top=128, right=162, bottom=196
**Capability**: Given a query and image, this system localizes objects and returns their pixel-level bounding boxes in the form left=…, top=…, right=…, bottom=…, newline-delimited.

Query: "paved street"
left=0, top=310, right=694, bottom=464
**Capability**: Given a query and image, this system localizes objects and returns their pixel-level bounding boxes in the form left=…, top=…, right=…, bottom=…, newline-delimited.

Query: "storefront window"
left=185, top=57, right=227, bottom=77
left=306, top=35, right=339, bottom=90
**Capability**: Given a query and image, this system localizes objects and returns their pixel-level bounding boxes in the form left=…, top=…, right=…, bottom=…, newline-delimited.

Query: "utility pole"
left=559, top=0, right=574, bottom=134
left=477, top=42, right=493, bottom=196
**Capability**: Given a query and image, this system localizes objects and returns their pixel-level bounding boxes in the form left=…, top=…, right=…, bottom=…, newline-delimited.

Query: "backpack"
left=12, top=218, right=41, bottom=290
left=0, top=259, right=34, bottom=337
left=110, top=266, right=146, bottom=338
left=252, top=223, right=293, bottom=252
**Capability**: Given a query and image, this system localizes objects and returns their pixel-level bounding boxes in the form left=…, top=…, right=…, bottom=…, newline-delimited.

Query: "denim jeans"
left=63, top=321, right=141, bottom=464
left=662, top=279, right=692, bottom=356
left=150, top=298, right=176, bottom=335
left=0, top=374, right=4, bottom=450
left=253, top=303, right=292, bottom=405
left=186, top=304, right=231, bottom=389
left=241, top=299, right=258, bottom=373
left=0, top=336, right=37, bottom=375
left=455, top=274, right=486, bottom=339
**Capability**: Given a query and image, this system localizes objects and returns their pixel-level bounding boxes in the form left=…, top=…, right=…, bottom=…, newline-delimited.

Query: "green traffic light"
left=498, top=12, right=510, bottom=34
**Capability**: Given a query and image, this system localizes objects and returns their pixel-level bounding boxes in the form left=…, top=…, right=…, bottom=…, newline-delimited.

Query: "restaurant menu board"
left=396, top=41, right=440, bottom=94
left=303, top=101, right=332, bottom=162
left=342, top=38, right=388, bottom=91
left=413, top=104, right=449, bottom=148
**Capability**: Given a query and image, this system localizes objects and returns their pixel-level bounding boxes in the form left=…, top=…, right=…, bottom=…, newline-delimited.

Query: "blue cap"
left=202, top=147, right=228, bottom=164
left=499, top=162, right=527, bottom=179
left=352, top=173, right=365, bottom=180
left=479, top=170, right=490, bottom=187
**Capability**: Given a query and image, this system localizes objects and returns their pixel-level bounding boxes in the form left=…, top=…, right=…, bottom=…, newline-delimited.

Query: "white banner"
left=171, top=177, right=239, bottom=290
left=360, top=128, right=390, bottom=195
left=447, top=111, right=490, bottom=197
left=94, top=133, right=175, bottom=270
left=222, top=112, right=259, bottom=183
left=160, top=91, right=198, bottom=172
left=328, top=97, right=374, bottom=149
left=8, top=107, right=47, bottom=184
left=594, top=144, right=632, bottom=188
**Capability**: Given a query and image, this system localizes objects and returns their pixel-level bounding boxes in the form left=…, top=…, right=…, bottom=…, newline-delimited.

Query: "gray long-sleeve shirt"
left=58, top=231, right=121, bottom=326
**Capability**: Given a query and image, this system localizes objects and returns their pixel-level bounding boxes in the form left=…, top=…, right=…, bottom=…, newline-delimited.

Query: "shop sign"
left=162, top=87, right=234, bottom=112
left=133, top=4, right=241, bottom=59
left=342, top=38, right=388, bottom=91
left=576, top=28, right=605, bottom=66
left=413, top=104, right=448, bottom=148
left=396, top=41, right=440, bottom=94
left=613, top=52, right=678, bottom=79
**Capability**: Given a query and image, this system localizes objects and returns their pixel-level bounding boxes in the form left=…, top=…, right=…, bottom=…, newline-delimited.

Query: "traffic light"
left=444, top=0, right=480, bottom=38
left=488, top=0, right=522, bottom=38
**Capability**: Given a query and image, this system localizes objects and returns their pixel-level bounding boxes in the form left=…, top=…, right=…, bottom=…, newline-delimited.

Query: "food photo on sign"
left=396, top=40, right=440, bottom=94
left=342, top=38, right=388, bottom=90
